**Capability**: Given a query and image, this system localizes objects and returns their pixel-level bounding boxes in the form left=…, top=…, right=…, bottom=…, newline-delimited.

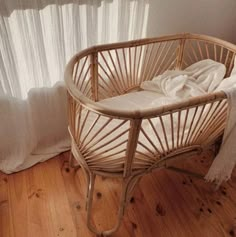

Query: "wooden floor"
left=1, top=151, right=236, bottom=237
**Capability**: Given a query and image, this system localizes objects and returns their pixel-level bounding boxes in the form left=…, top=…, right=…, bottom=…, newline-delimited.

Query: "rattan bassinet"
left=64, top=33, right=236, bottom=236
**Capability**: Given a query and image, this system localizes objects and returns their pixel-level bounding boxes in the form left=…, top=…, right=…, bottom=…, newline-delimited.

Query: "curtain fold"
left=0, top=0, right=149, bottom=173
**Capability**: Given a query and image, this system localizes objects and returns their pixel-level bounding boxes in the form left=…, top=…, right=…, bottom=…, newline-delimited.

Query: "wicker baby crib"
left=65, top=33, right=236, bottom=236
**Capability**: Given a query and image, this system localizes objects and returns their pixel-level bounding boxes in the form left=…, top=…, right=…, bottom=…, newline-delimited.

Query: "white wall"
left=146, top=0, right=236, bottom=43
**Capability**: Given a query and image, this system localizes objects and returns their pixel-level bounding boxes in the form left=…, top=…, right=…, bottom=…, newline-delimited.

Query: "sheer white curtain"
left=0, top=0, right=149, bottom=173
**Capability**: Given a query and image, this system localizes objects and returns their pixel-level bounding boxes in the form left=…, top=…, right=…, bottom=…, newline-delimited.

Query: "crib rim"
left=65, top=33, right=233, bottom=119
left=66, top=78, right=227, bottom=119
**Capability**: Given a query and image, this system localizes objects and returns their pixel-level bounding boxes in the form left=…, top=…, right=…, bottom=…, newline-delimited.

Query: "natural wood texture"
left=1, top=152, right=236, bottom=237
left=0, top=172, right=13, bottom=237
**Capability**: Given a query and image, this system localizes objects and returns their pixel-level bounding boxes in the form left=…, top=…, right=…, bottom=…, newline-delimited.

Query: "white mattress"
left=98, top=90, right=175, bottom=111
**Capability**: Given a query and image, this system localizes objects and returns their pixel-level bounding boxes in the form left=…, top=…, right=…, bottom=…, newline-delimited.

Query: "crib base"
left=69, top=146, right=217, bottom=236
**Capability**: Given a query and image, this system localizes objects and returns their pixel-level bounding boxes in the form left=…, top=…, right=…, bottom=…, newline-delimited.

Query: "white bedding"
left=99, top=59, right=226, bottom=111
left=141, top=59, right=226, bottom=95
left=205, top=60, right=236, bottom=185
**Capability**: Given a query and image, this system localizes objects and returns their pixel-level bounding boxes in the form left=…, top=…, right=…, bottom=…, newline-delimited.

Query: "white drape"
left=0, top=0, right=149, bottom=173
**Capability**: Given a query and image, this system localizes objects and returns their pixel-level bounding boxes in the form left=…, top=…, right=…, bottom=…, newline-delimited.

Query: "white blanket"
left=205, top=87, right=236, bottom=186
left=141, top=59, right=226, bottom=99
left=205, top=68, right=236, bottom=186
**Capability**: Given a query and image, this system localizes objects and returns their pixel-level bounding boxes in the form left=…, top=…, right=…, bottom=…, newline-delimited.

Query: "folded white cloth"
left=215, top=74, right=236, bottom=91
left=205, top=87, right=236, bottom=186
left=140, top=59, right=226, bottom=98
left=204, top=64, right=236, bottom=185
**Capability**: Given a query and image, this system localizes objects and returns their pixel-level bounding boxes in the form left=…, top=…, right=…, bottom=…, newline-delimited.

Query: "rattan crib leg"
left=75, top=165, right=92, bottom=212
left=69, top=151, right=80, bottom=170
left=86, top=175, right=140, bottom=236
left=126, top=176, right=142, bottom=202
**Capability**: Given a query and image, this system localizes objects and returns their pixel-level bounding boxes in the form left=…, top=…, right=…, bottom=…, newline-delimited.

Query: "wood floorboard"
left=8, top=171, right=29, bottom=237
left=26, top=161, right=55, bottom=237
left=0, top=172, right=12, bottom=237
left=0, top=151, right=236, bottom=237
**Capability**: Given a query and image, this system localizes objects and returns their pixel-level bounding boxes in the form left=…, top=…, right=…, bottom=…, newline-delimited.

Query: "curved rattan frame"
left=65, top=33, right=236, bottom=236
